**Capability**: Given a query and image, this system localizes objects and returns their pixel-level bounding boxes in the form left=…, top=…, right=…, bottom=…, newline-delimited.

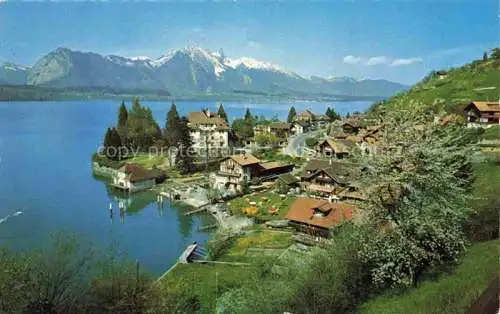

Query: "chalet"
left=342, top=119, right=362, bottom=134
left=315, top=139, right=353, bottom=159
left=257, top=161, right=294, bottom=182
left=213, top=154, right=294, bottom=192
left=296, top=109, right=316, bottom=122
left=286, top=198, right=356, bottom=237
left=276, top=173, right=300, bottom=190
left=111, top=164, right=165, bottom=193
left=300, top=159, right=364, bottom=200
left=187, top=109, right=230, bottom=154
left=268, top=122, right=292, bottom=138
left=314, top=114, right=331, bottom=129
left=291, top=120, right=311, bottom=135
left=463, top=101, right=500, bottom=125
left=359, top=124, right=384, bottom=144
left=436, top=70, right=448, bottom=80
left=213, top=154, right=261, bottom=192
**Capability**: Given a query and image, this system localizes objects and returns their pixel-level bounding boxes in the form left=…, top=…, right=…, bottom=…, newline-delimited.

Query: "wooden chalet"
left=286, top=197, right=356, bottom=237
left=300, top=159, right=365, bottom=201
left=213, top=153, right=294, bottom=192
left=463, top=101, right=500, bottom=125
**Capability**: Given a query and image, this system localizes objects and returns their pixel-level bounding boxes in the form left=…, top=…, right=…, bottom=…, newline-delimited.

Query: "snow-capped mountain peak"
left=129, top=56, right=151, bottom=61
left=224, top=57, right=293, bottom=75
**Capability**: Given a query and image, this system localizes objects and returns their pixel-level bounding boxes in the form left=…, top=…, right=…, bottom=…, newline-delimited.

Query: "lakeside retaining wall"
left=92, top=162, right=120, bottom=179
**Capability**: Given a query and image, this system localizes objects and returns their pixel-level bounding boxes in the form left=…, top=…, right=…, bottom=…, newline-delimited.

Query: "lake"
left=0, top=99, right=371, bottom=275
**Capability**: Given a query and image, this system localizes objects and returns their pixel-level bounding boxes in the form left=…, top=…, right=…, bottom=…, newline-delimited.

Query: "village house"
left=295, top=110, right=330, bottom=129
left=213, top=153, right=294, bottom=192
left=296, top=109, right=316, bottom=122
left=463, top=101, right=500, bottom=126
left=276, top=173, right=301, bottom=191
left=315, top=138, right=358, bottom=159
left=291, top=120, right=311, bottom=135
left=342, top=118, right=362, bottom=134
left=268, top=122, right=292, bottom=138
left=187, top=109, right=230, bottom=155
left=111, top=164, right=165, bottom=193
left=314, top=114, right=331, bottom=129
left=300, top=159, right=365, bottom=202
left=436, top=70, right=448, bottom=80
left=253, top=124, right=267, bottom=136
left=286, top=197, right=357, bottom=237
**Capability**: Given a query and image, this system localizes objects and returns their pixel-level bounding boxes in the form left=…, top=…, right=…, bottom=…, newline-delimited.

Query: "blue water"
left=0, top=100, right=371, bottom=274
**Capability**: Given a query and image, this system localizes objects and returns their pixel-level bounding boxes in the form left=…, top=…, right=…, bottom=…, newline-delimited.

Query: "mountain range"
left=1, top=46, right=408, bottom=98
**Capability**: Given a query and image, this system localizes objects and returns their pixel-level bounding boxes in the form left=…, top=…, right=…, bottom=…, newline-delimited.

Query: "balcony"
left=217, top=171, right=241, bottom=178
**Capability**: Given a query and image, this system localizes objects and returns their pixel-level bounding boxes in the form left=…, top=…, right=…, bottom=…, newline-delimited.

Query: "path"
left=284, top=130, right=319, bottom=157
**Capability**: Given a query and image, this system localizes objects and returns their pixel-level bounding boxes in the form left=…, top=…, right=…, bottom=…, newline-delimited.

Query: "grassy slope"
left=159, top=227, right=293, bottom=313
left=372, top=58, right=500, bottom=114
left=359, top=239, right=499, bottom=314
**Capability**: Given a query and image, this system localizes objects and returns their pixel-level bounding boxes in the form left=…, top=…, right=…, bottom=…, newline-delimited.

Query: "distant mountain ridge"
left=2, top=46, right=408, bottom=98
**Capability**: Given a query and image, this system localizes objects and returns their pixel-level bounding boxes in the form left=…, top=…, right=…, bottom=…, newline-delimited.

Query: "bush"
left=305, top=137, right=318, bottom=148
left=207, top=232, right=236, bottom=260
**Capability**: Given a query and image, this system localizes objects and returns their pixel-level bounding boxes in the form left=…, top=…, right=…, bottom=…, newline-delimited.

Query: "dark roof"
left=277, top=173, right=299, bottom=185
left=302, top=160, right=361, bottom=184
left=302, top=159, right=331, bottom=172
left=342, top=118, right=361, bottom=128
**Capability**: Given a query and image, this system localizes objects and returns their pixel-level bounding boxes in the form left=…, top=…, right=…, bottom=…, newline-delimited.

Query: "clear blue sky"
left=0, top=1, right=497, bottom=84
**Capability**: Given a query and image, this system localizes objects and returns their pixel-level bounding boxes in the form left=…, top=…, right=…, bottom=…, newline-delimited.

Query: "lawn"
left=220, top=228, right=294, bottom=262
left=481, top=125, right=500, bottom=141
left=226, top=190, right=297, bottom=220
left=126, top=152, right=169, bottom=169
left=359, top=239, right=499, bottom=314
left=159, top=227, right=294, bottom=313
left=159, top=262, right=259, bottom=314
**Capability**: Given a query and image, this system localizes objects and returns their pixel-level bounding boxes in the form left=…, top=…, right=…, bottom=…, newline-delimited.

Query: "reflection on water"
left=95, top=176, right=214, bottom=239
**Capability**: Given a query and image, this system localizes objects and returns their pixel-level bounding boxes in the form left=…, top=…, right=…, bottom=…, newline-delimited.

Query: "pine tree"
left=103, top=128, right=112, bottom=148
left=117, top=101, right=129, bottom=144
left=103, top=128, right=123, bottom=160
left=118, top=101, right=128, bottom=128
left=244, top=108, right=253, bottom=121
left=176, top=117, right=195, bottom=174
left=217, top=103, right=228, bottom=123
left=287, top=106, right=297, bottom=123
left=326, top=107, right=341, bottom=121
left=165, top=102, right=182, bottom=147
left=482, top=51, right=488, bottom=61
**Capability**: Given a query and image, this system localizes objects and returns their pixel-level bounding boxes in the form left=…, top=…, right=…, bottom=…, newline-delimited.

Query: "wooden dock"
left=184, top=207, right=206, bottom=216
left=178, top=244, right=198, bottom=264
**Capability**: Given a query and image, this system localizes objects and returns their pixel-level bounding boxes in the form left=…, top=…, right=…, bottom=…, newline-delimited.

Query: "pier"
left=184, top=207, right=207, bottom=216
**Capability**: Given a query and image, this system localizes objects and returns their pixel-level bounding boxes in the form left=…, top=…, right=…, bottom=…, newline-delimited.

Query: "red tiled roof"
left=118, top=164, right=159, bottom=183
left=286, top=197, right=356, bottom=229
